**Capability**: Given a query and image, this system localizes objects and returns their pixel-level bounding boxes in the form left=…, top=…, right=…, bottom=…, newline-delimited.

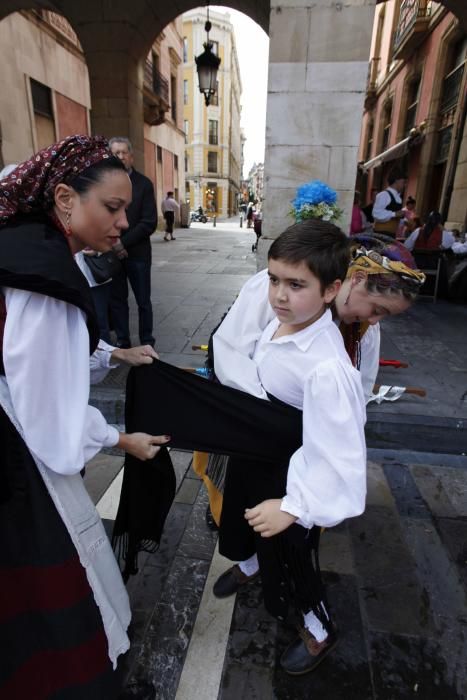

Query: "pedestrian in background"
left=109, top=137, right=157, bottom=348
left=161, top=190, right=180, bottom=241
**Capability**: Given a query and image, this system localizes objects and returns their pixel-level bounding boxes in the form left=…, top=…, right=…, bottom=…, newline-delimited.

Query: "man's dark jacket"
left=121, top=169, right=157, bottom=261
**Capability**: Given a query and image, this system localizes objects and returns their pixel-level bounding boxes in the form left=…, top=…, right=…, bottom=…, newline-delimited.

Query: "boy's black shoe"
left=280, top=626, right=338, bottom=676
left=213, top=564, right=259, bottom=598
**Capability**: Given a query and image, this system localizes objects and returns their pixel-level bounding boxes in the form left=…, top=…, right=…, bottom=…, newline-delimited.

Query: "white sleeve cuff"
left=104, top=425, right=120, bottom=447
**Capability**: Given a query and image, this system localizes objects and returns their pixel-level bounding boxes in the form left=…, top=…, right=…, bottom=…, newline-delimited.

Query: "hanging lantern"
left=195, top=8, right=221, bottom=106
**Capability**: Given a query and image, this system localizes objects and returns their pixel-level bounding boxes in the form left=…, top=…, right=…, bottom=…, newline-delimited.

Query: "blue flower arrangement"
left=291, top=180, right=342, bottom=224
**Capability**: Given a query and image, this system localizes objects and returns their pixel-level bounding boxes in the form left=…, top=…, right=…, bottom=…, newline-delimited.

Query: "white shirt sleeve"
left=372, top=191, right=395, bottom=222
left=359, top=323, right=381, bottom=403
left=3, top=288, right=119, bottom=475
left=404, top=228, right=420, bottom=251
left=442, top=230, right=455, bottom=249
left=213, top=269, right=275, bottom=398
left=452, top=241, right=467, bottom=255
left=281, top=359, right=367, bottom=529
left=90, top=340, right=119, bottom=385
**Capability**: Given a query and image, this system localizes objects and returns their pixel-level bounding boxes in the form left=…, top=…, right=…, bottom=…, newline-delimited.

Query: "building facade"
left=182, top=9, right=242, bottom=217
left=358, top=0, right=467, bottom=230
left=247, top=162, right=265, bottom=208
left=0, top=10, right=185, bottom=227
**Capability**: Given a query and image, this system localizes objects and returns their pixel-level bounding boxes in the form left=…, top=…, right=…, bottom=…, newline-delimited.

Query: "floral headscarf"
left=348, top=233, right=425, bottom=286
left=0, top=134, right=112, bottom=226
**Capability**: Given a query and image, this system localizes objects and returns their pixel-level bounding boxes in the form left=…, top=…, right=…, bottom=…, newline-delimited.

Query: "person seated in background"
left=451, top=229, right=467, bottom=255
left=350, top=191, right=368, bottom=235
left=398, top=196, right=417, bottom=239
left=404, top=211, right=455, bottom=251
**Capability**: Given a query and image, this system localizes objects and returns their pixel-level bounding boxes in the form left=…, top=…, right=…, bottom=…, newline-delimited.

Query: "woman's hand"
left=111, top=344, right=158, bottom=366
left=244, top=499, right=297, bottom=538
left=118, top=432, right=170, bottom=460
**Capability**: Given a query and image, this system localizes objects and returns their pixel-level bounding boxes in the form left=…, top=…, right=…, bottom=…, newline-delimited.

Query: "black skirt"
left=0, top=407, right=117, bottom=700
left=116, top=361, right=329, bottom=626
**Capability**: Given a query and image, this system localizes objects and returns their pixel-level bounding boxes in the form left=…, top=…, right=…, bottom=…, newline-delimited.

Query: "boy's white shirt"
left=213, top=270, right=368, bottom=530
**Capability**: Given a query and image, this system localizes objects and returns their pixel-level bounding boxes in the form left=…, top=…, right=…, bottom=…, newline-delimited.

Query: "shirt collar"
left=266, top=308, right=333, bottom=351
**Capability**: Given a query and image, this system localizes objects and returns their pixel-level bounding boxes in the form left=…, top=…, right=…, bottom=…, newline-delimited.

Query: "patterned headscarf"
left=348, top=233, right=425, bottom=286
left=0, top=134, right=112, bottom=226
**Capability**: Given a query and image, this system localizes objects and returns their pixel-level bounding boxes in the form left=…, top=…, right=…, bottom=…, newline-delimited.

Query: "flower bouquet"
left=290, top=180, right=342, bottom=224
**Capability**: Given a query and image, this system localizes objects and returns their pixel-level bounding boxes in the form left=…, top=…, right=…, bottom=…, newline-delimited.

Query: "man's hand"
left=111, top=345, right=158, bottom=366
left=118, top=432, right=170, bottom=460
left=245, top=499, right=297, bottom=538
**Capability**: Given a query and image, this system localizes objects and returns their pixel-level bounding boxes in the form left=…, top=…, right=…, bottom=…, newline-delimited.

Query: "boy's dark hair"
left=268, top=218, right=350, bottom=292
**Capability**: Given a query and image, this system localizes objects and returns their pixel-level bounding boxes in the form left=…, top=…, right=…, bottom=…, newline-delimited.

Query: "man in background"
left=372, top=168, right=407, bottom=238
left=109, top=137, right=157, bottom=348
left=161, top=191, right=180, bottom=241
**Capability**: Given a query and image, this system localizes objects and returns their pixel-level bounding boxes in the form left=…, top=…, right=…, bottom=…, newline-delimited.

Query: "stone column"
left=261, top=0, right=376, bottom=260
left=83, top=49, right=145, bottom=170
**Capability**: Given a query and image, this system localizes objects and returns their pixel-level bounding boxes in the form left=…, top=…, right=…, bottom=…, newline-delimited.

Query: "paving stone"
left=174, top=477, right=201, bottom=504
left=435, top=517, right=467, bottom=590
left=319, top=529, right=355, bottom=575
left=84, top=453, right=123, bottom=504
left=169, top=449, right=193, bottom=489
left=177, top=486, right=218, bottom=561
left=366, top=460, right=395, bottom=509
left=410, top=464, right=467, bottom=518
left=369, top=631, right=463, bottom=700
left=382, top=462, right=432, bottom=519
left=348, top=505, right=435, bottom=637
left=219, top=664, right=274, bottom=700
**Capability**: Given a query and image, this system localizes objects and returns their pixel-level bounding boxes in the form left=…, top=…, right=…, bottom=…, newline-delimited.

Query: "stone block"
left=366, top=460, right=395, bottom=509
left=308, top=6, right=375, bottom=63
left=269, top=8, right=311, bottom=63
left=329, top=147, right=360, bottom=190
left=265, top=144, right=332, bottom=188
left=268, top=62, right=307, bottom=92
left=175, top=478, right=201, bottom=505
left=410, top=464, right=467, bottom=518
left=266, top=92, right=365, bottom=147
left=305, top=60, right=369, bottom=93
left=319, top=529, right=355, bottom=575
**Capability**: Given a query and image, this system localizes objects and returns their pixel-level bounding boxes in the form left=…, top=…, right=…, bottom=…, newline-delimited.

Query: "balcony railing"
left=394, top=0, right=431, bottom=58
left=144, top=60, right=169, bottom=104
left=440, top=63, right=465, bottom=113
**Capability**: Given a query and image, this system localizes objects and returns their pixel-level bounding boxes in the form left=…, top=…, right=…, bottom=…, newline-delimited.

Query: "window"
left=210, top=83, right=219, bottom=107
left=211, top=41, right=219, bottom=56
left=207, top=151, right=217, bottom=173
left=381, top=100, right=392, bottom=151
left=184, top=154, right=188, bottom=172
left=404, top=77, right=420, bottom=136
left=30, top=78, right=55, bottom=150
left=171, top=76, right=177, bottom=120
left=157, top=145, right=162, bottom=162
left=183, top=37, right=188, bottom=63
left=183, top=80, right=188, bottom=105
left=441, top=37, right=467, bottom=113
left=174, top=154, right=178, bottom=170
left=208, top=119, right=218, bottom=145
left=184, top=120, right=189, bottom=144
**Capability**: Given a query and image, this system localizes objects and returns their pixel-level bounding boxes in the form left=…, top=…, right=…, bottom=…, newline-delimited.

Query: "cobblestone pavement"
left=85, top=220, right=467, bottom=699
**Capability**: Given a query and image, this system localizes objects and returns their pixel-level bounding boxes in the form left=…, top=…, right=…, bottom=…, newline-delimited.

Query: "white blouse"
left=214, top=304, right=367, bottom=530
left=213, top=268, right=380, bottom=402
left=3, top=287, right=119, bottom=475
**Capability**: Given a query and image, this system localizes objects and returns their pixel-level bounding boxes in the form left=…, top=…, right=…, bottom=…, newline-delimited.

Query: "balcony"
left=364, top=57, right=380, bottom=110
left=393, top=0, right=431, bottom=61
left=143, top=60, right=170, bottom=126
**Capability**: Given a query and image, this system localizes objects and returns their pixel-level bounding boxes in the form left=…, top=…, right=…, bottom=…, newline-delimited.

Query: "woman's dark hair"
left=67, top=155, right=127, bottom=196
left=268, top=218, right=350, bottom=292
left=420, top=210, right=443, bottom=243
left=406, top=196, right=416, bottom=206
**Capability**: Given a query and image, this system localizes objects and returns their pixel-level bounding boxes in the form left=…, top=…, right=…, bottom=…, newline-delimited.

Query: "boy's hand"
left=245, top=499, right=297, bottom=538
left=111, top=344, right=158, bottom=366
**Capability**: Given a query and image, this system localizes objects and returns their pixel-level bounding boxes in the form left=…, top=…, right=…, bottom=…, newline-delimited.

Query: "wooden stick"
left=373, top=383, right=426, bottom=397
left=379, top=360, right=409, bottom=368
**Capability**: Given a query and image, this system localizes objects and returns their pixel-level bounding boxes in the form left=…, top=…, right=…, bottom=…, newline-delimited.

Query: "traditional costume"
left=0, top=136, right=131, bottom=699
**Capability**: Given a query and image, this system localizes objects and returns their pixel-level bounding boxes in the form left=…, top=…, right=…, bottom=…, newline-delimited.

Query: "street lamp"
left=195, top=5, right=221, bottom=106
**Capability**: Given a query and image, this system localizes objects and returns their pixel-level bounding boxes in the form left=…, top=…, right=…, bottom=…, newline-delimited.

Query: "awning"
left=361, top=132, right=424, bottom=172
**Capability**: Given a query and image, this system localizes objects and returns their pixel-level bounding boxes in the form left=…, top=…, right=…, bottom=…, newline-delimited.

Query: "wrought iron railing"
left=440, top=63, right=464, bottom=113
left=394, top=0, right=431, bottom=53
left=144, top=60, right=169, bottom=104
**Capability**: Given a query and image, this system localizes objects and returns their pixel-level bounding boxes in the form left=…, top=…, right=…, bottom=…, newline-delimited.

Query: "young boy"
left=211, top=218, right=367, bottom=675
